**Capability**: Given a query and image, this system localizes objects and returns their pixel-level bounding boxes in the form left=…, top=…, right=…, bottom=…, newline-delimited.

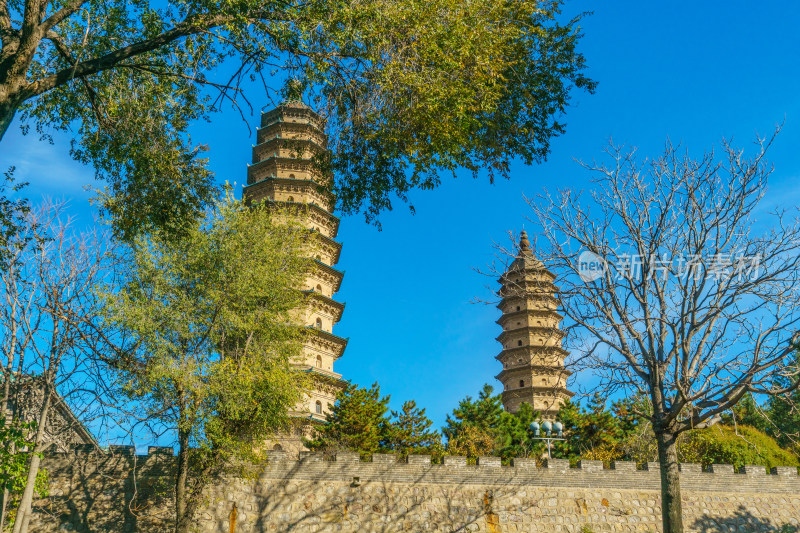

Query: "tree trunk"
left=0, top=488, right=9, bottom=532
left=175, top=411, right=191, bottom=533
left=12, top=386, right=52, bottom=533
left=0, top=371, right=12, bottom=531
left=655, top=428, right=683, bottom=533
left=0, top=95, right=20, bottom=141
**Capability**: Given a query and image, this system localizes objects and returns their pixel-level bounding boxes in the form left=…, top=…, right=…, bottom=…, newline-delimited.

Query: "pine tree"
left=555, top=394, right=622, bottom=461
left=612, top=393, right=652, bottom=437
left=495, top=403, right=542, bottom=461
left=389, top=400, right=441, bottom=456
left=765, top=390, right=800, bottom=449
left=442, top=384, right=503, bottom=441
left=306, top=383, right=391, bottom=455
left=442, top=384, right=503, bottom=459
left=721, top=393, right=771, bottom=434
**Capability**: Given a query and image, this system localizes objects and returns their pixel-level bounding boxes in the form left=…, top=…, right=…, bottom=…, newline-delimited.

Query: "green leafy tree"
left=102, top=196, right=309, bottom=533
left=443, top=385, right=504, bottom=460
left=717, top=359, right=800, bottom=450
left=679, top=425, right=798, bottom=471
left=306, top=383, right=392, bottom=456
left=0, top=173, right=28, bottom=270
left=0, top=0, right=594, bottom=239
left=388, top=400, right=441, bottom=457
left=446, top=425, right=497, bottom=460
left=620, top=421, right=798, bottom=472
left=0, top=419, right=47, bottom=531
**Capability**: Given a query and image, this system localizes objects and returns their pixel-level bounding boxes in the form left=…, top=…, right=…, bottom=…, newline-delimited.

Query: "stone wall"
left=30, top=447, right=800, bottom=532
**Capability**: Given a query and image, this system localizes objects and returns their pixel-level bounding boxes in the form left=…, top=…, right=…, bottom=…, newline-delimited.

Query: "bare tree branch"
left=486, top=131, right=800, bottom=533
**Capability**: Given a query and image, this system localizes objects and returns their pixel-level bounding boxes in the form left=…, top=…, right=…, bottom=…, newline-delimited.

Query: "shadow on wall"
left=32, top=449, right=800, bottom=533
left=32, top=447, right=175, bottom=533
left=691, top=505, right=799, bottom=533
left=244, top=457, right=533, bottom=533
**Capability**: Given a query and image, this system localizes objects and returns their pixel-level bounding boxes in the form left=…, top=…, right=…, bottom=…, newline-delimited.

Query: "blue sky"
left=2, top=0, right=799, bottom=433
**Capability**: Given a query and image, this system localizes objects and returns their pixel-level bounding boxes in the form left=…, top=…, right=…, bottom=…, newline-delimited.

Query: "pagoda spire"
left=519, top=229, right=531, bottom=252
left=495, top=230, right=573, bottom=418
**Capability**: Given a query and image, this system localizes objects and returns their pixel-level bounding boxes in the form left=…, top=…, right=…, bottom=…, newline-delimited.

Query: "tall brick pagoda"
left=243, top=101, right=348, bottom=448
left=495, top=230, right=573, bottom=419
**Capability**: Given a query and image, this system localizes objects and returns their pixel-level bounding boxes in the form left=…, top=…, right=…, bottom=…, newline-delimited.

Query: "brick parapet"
left=30, top=446, right=800, bottom=533
left=238, top=451, right=800, bottom=494
left=38, top=446, right=800, bottom=495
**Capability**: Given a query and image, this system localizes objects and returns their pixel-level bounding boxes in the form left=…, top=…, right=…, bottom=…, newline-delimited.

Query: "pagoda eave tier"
left=305, top=327, right=348, bottom=358
left=252, top=138, right=325, bottom=163
left=302, top=291, right=345, bottom=324
left=498, top=282, right=559, bottom=298
left=495, top=366, right=573, bottom=382
left=261, top=105, right=326, bottom=130
left=499, top=267, right=556, bottom=282
left=257, top=125, right=327, bottom=148
left=496, top=294, right=559, bottom=310
left=310, top=230, right=343, bottom=264
left=502, top=387, right=575, bottom=400
left=495, top=327, right=566, bottom=343
left=242, top=178, right=335, bottom=208
left=310, top=260, right=345, bottom=292
left=496, top=308, right=564, bottom=325
left=288, top=410, right=328, bottom=424
left=495, top=345, right=569, bottom=360
left=266, top=201, right=340, bottom=239
left=247, top=157, right=330, bottom=185
left=296, top=364, right=347, bottom=383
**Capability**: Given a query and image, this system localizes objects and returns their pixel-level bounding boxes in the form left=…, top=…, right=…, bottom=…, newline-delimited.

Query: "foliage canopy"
left=102, top=196, right=310, bottom=531
left=1, top=0, right=594, bottom=239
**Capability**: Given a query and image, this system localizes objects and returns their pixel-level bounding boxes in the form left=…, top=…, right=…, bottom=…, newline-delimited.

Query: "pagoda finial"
left=282, top=78, right=307, bottom=106
left=519, top=230, right=531, bottom=253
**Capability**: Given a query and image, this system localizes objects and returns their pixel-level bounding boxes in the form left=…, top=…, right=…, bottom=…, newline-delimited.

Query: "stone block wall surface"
left=29, top=448, right=800, bottom=533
